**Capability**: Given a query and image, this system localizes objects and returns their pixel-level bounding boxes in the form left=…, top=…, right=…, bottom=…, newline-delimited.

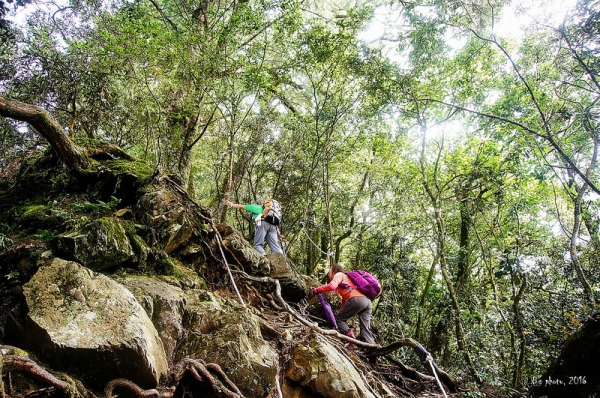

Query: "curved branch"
left=0, top=94, right=89, bottom=173
left=437, top=28, right=600, bottom=196
left=470, top=31, right=550, bottom=130
left=556, top=25, right=600, bottom=92
left=148, top=0, right=178, bottom=31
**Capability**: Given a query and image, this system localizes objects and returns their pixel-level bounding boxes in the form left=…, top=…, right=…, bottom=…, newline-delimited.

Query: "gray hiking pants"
left=336, top=296, right=375, bottom=344
left=335, top=296, right=375, bottom=344
left=254, top=221, right=283, bottom=255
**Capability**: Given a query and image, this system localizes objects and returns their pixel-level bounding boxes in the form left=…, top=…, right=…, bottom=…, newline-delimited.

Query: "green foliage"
left=33, top=229, right=55, bottom=242
left=2, top=0, right=599, bottom=393
left=4, top=270, right=19, bottom=280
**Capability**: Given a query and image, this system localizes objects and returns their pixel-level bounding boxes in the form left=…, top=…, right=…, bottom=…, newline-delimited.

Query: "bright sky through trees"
left=354, top=0, right=581, bottom=143
left=358, top=0, right=579, bottom=52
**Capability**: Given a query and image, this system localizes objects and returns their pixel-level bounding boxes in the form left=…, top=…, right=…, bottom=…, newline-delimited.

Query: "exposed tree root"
left=0, top=353, right=69, bottom=394
left=104, top=379, right=162, bottom=398
left=373, top=340, right=456, bottom=393
left=0, top=348, right=244, bottom=398
left=203, top=362, right=243, bottom=396
left=385, top=355, right=435, bottom=383
left=265, top=293, right=284, bottom=311
left=104, top=358, right=243, bottom=398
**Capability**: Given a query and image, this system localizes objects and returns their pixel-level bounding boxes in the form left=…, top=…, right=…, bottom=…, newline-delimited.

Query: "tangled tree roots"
left=104, top=358, right=244, bottom=398
left=104, top=379, right=163, bottom=398
left=0, top=348, right=244, bottom=398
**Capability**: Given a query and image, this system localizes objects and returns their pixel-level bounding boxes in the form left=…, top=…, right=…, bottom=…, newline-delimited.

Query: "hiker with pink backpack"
left=312, top=263, right=381, bottom=363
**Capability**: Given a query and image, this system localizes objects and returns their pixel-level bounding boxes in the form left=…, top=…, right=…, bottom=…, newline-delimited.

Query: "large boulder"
left=112, top=275, right=188, bottom=365
left=22, top=258, right=169, bottom=389
left=267, top=253, right=308, bottom=302
left=531, top=312, right=600, bottom=398
left=176, top=290, right=279, bottom=398
left=217, top=223, right=271, bottom=276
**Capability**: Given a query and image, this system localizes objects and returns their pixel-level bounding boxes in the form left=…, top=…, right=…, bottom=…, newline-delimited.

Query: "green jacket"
left=244, top=204, right=264, bottom=220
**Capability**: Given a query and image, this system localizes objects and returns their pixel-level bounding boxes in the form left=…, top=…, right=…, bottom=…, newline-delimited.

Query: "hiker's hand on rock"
left=224, top=200, right=232, bottom=207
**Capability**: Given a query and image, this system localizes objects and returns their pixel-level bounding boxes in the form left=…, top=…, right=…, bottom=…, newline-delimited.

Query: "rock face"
left=218, top=223, right=271, bottom=276
left=113, top=275, right=188, bottom=365
left=531, top=312, right=600, bottom=398
left=285, top=335, right=379, bottom=398
left=112, top=273, right=289, bottom=398
left=22, top=258, right=169, bottom=389
left=216, top=223, right=309, bottom=302
left=267, top=252, right=309, bottom=302
left=13, top=252, right=396, bottom=398
left=135, top=188, right=201, bottom=253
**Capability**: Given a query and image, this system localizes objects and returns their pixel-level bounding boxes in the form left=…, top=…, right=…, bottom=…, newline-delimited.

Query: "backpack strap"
left=338, top=276, right=355, bottom=291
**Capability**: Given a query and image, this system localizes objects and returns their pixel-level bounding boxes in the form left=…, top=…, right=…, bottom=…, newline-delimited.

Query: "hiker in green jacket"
left=224, top=199, right=283, bottom=255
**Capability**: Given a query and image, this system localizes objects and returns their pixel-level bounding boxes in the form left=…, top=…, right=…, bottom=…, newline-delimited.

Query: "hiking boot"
left=344, top=329, right=357, bottom=349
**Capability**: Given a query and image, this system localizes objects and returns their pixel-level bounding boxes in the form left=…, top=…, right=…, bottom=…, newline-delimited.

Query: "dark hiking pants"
left=336, top=295, right=375, bottom=344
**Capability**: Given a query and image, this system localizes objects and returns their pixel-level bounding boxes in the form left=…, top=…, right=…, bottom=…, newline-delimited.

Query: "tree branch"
left=0, top=94, right=89, bottom=172
left=423, top=98, right=600, bottom=195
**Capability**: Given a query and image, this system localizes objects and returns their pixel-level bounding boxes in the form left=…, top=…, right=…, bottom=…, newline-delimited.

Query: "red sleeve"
left=313, top=273, right=342, bottom=294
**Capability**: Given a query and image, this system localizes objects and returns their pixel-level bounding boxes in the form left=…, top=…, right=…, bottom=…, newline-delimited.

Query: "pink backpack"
left=340, top=270, right=381, bottom=300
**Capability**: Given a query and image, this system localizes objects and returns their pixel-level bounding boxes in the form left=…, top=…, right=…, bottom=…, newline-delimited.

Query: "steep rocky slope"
left=0, top=144, right=455, bottom=398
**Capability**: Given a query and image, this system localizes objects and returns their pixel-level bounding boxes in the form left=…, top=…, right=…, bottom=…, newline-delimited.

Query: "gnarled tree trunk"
left=0, top=94, right=89, bottom=172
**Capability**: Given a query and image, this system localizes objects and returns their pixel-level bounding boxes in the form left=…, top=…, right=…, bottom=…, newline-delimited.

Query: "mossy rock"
left=50, top=217, right=137, bottom=271
left=158, top=262, right=208, bottom=290
left=15, top=203, right=71, bottom=234
left=176, top=292, right=279, bottom=398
